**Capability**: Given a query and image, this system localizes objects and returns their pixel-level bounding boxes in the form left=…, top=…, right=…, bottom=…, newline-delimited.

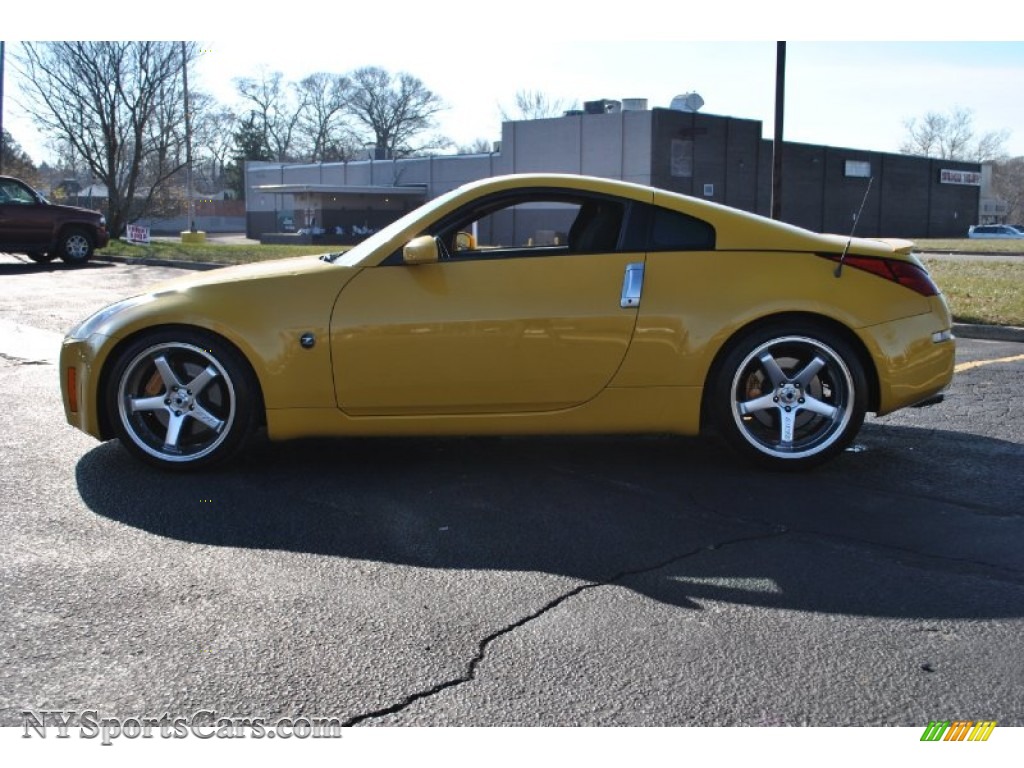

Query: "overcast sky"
left=4, top=5, right=1022, bottom=165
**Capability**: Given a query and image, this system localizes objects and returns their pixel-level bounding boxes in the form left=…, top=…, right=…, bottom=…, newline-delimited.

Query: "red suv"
left=0, top=175, right=110, bottom=264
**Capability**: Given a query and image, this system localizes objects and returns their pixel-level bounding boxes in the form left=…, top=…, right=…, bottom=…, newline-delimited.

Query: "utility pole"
left=771, top=41, right=786, bottom=220
left=1, top=41, right=6, bottom=174
left=182, top=41, right=195, bottom=233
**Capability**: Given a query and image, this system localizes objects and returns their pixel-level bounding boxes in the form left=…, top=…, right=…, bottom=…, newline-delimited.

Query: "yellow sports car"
left=59, top=174, right=954, bottom=471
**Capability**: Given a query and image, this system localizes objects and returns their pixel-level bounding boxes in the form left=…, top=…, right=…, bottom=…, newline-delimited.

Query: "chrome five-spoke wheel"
left=714, top=326, right=867, bottom=469
left=109, top=331, right=256, bottom=469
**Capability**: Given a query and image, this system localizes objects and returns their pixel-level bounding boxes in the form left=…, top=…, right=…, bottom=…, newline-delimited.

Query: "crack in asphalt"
left=828, top=477, right=1023, bottom=519
left=781, top=527, right=1024, bottom=585
left=667, top=503, right=1024, bottom=585
left=340, top=527, right=788, bottom=727
left=550, top=464, right=1024, bottom=581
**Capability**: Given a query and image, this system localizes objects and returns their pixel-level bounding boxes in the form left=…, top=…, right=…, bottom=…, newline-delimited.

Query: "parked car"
left=967, top=224, right=1024, bottom=239
left=0, top=175, right=109, bottom=264
left=59, top=173, right=955, bottom=471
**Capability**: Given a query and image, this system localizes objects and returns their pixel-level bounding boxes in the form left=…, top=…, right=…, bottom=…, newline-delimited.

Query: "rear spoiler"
left=870, top=238, right=916, bottom=255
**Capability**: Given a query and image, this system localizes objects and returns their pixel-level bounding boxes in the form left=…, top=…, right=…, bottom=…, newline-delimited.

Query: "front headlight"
left=66, top=295, right=153, bottom=340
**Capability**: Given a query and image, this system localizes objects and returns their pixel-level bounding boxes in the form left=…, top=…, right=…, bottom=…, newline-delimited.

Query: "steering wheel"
left=435, top=235, right=452, bottom=261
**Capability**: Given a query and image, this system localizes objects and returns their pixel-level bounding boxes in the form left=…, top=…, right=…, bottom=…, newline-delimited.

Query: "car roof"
left=450, top=174, right=899, bottom=257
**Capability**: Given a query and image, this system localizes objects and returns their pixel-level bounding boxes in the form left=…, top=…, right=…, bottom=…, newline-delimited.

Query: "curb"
left=92, top=254, right=224, bottom=271
left=917, top=249, right=1024, bottom=258
left=953, top=323, right=1024, bottom=343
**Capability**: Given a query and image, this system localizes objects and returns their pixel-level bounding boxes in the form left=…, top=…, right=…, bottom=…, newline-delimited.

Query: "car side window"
left=622, top=203, right=716, bottom=252
left=649, top=206, right=716, bottom=251
left=448, top=198, right=580, bottom=258
left=0, top=180, right=37, bottom=205
left=426, top=191, right=630, bottom=261
left=647, top=205, right=712, bottom=250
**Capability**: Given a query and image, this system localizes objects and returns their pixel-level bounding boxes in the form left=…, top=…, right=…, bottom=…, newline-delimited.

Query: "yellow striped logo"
left=920, top=720, right=997, bottom=741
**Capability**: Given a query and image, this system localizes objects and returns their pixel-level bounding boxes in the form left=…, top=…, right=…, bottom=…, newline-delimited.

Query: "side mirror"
left=403, top=235, right=440, bottom=265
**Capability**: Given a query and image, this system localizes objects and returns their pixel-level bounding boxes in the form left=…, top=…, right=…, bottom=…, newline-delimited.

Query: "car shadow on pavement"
left=75, top=425, right=1024, bottom=621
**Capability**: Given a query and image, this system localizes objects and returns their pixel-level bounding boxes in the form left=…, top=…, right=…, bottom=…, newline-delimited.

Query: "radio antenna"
left=834, top=176, right=874, bottom=278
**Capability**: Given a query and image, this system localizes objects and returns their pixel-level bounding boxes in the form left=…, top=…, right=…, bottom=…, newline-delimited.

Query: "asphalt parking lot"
left=1, top=254, right=1022, bottom=727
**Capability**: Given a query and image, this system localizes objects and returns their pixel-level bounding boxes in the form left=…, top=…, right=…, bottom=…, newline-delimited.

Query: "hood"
left=146, top=254, right=341, bottom=295
left=50, top=202, right=105, bottom=218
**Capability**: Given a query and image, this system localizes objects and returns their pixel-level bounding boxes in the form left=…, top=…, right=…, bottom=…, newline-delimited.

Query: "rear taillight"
left=821, top=254, right=939, bottom=296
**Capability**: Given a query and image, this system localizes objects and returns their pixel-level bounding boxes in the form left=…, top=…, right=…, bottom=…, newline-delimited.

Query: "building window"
left=845, top=160, right=871, bottom=178
left=703, top=184, right=714, bottom=197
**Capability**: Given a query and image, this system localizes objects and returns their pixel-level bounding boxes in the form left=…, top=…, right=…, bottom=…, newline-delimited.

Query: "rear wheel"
left=27, top=251, right=56, bottom=263
left=107, top=329, right=258, bottom=470
left=58, top=228, right=94, bottom=264
left=711, top=323, right=867, bottom=470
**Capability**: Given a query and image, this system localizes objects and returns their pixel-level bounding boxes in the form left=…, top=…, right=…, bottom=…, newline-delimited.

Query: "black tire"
left=57, top=228, right=94, bottom=264
left=27, top=251, right=56, bottom=264
left=711, top=322, right=867, bottom=470
left=106, top=329, right=259, bottom=470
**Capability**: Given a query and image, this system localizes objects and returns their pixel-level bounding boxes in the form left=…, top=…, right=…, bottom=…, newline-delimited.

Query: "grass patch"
left=914, top=238, right=1024, bottom=254
left=921, top=257, right=1024, bottom=327
left=102, top=239, right=344, bottom=264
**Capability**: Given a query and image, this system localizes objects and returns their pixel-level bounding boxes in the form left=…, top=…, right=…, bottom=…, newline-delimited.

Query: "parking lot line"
left=954, top=353, right=1024, bottom=373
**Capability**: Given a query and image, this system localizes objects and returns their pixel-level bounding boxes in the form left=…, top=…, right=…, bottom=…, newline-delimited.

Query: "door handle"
left=620, top=262, right=644, bottom=308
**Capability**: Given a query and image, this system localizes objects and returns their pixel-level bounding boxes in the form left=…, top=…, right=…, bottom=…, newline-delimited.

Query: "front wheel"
left=107, top=330, right=259, bottom=469
left=711, top=324, right=867, bottom=470
left=58, top=228, right=94, bottom=264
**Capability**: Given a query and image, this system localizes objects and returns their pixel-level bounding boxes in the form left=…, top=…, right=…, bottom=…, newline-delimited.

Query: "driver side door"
left=0, top=178, right=50, bottom=249
left=330, top=192, right=645, bottom=416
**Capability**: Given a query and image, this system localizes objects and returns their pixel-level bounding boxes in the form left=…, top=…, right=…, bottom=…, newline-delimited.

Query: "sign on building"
left=939, top=169, right=982, bottom=186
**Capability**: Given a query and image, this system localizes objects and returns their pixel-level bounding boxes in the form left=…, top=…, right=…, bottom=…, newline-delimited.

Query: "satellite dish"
left=670, top=92, right=705, bottom=112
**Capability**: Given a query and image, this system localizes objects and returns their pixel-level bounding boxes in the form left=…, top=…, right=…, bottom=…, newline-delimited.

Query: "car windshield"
left=322, top=186, right=468, bottom=267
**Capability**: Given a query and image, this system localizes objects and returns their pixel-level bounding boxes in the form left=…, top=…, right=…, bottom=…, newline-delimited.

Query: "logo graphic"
left=920, top=720, right=997, bottom=742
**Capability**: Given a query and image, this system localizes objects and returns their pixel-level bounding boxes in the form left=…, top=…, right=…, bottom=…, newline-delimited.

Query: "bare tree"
left=346, top=67, right=447, bottom=159
left=14, top=41, right=198, bottom=236
left=456, top=138, right=495, bottom=155
left=900, top=106, right=1010, bottom=162
left=191, top=100, right=238, bottom=191
left=991, top=157, right=1024, bottom=223
left=235, top=70, right=304, bottom=162
left=295, top=72, right=355, bottom=162
left=1, top=129, right=40, bottom=186
left=499, top=89, right=577, bottom=121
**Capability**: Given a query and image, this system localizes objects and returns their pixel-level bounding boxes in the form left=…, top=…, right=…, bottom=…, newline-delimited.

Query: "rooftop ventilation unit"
left=583, top=99, right=622, bottom=115
left=670, top=92, right=705, bottom=112
left=621, top=98, right=648, bottom=111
